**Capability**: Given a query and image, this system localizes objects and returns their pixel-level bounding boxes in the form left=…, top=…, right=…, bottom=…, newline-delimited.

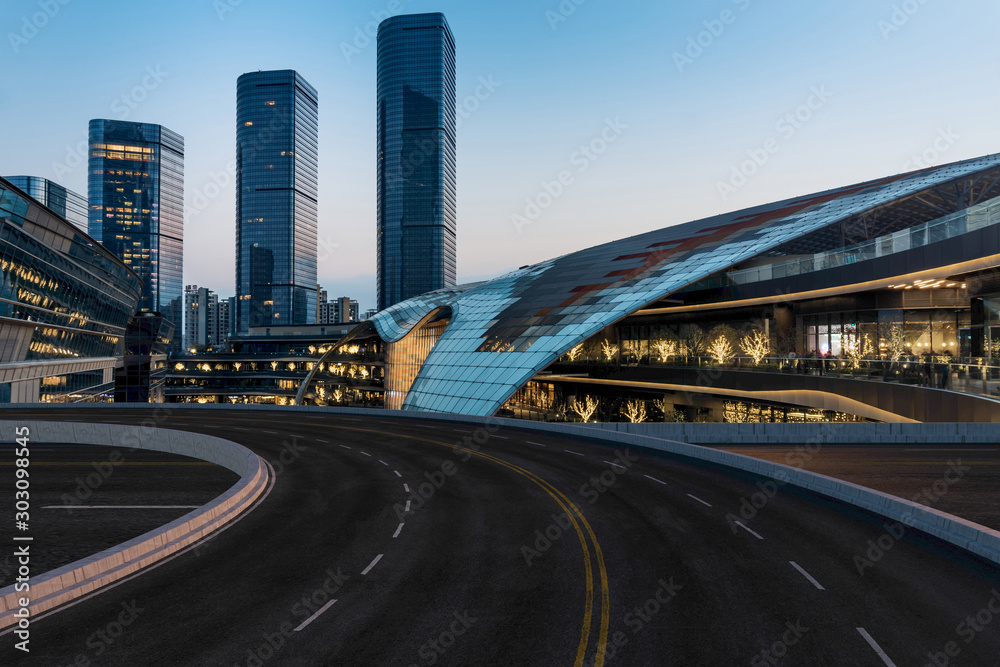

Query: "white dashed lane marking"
left=564, top=449, right=585, bottom=457
left=856, top=628, right=896, bottom=666
left=361, top=554, right=383, bottom=576
left=734, top=521, right=764, bottom=540
left=643, top=474, right=667, bottom=485
left=394, top=470, right=402, bottom=477
left=293, top=599, right=337, bottom=632
left=790, top=561, right=825, bottom=590
left=686, top=494, right=712, bottom=507
left=393, top=523, right=404, bottom=538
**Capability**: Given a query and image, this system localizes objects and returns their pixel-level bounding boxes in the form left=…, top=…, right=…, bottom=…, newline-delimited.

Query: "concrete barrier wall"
left=0, top=420, right=268, bottom=629
left=4, top=404, right=1000, bottom=569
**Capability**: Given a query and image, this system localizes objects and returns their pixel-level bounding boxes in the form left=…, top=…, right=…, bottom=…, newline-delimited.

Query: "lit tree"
left=679, top=324, right=707, bottom=356
left=270, top=361, right=279, bottom=371
left=621, top=400, right=647, bottom=423
left=600, top=339, right=619, bottom=362
left=571, top=395, right=599, bottom=422
left=566, top=343, right=584, bottom=362
left=844, top=332, right=874, bottom=369
left=233, top=362, right=242, bottom=371
left=708, top=336, right=735, bottom=364
left=651, top=338, right=678, bottom=363
left=740, top=330, right=770, bottom=365
left=884, top=322, right=907, bottom=362
left=332, top=389, right=343, bottom=403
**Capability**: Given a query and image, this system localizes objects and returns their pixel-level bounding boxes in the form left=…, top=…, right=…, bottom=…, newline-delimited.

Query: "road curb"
left=0, top=421, right=268, bottom=629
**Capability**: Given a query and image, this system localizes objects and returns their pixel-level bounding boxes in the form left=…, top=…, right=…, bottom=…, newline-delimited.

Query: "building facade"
left=88, top=119, right=184, bottom=352
left=0, top=176, right=142, bottom=402
left=376, top=13, right=457, bottom=311
left=300, top=152, right=1000, bottom=423
left=235, top=70, right=319, bottom=333
left=4, top=176, right=88, bottom=233
left=318, top=296, right=359, bottom=325
left=184, top=284, right=231, bottom=350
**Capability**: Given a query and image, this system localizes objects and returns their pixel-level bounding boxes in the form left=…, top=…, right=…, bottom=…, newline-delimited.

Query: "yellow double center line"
left=335, top=425, right=611, bottom=667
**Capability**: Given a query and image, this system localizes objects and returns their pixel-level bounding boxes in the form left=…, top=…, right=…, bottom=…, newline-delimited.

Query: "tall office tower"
left=235, top=70, right=319, bottom=333
left=5, top=176, right=88, bottom=233
left=89, top=120, right=184, bottom=351
left=376, top=13, right=456, bottom=311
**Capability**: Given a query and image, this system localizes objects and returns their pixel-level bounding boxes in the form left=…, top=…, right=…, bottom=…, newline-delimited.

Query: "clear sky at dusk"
left=2, top=0, right=998, bottom=312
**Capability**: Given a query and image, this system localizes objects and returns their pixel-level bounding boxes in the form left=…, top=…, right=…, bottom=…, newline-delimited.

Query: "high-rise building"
left=315, top=284, right=327, bottom=324
left=88, top=120, right=184, bottom=352
left=318, top=296, right=359, bottom=325
left=184, top=285, right=231, bottom=350
left=4, top=175, right=88, bottom=233
left=376, top=13, right=457, bottom=311
left=235, top=70, right=319, bottom=333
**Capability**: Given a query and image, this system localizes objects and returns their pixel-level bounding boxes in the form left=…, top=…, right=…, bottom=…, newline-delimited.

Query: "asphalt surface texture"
left=0, top=407, right=997, bottom=666
left=717, top=444, right=1000, bottom=531
left=0, top=443, right=238, bottom=585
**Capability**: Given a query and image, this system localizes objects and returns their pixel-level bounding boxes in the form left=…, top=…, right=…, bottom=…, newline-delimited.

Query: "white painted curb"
left=0, top=421, right=268, bottom=629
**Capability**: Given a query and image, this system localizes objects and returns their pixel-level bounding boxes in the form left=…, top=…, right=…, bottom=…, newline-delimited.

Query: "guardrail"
left=0, top=420, right=269, bottom=629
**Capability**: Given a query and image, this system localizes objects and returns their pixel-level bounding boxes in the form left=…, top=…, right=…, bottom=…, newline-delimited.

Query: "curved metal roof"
left=369, top=153, right=1000, bottom=415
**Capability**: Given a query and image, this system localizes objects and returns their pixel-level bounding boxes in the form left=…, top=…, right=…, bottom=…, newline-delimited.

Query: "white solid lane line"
left=564, top=449, right=585, bottom=457
left=404, top=484, right=410, bottom=492
left=734, top=521, right=764, bottom=540
left=293, top=599, right=338, bottom=632
left=856, top=628, right=896, bottom=666
left=361, top=554, right=383, bottom=576
left=790, top=561, right=825, bottom=590
left=643, top=474, right=667, bottom=485
left=394, top=470, right=402, bottom=477
left=686, top=493, right=712, bottom=507
left=393, top=523, right=404, bottom=538
left=44, top=505, right=199, bottom=509
left=527, top=441, right=547, bottom=447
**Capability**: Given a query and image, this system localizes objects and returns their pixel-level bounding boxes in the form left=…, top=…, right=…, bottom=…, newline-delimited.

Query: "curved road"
left=4, top=408, right=1000, bottom=666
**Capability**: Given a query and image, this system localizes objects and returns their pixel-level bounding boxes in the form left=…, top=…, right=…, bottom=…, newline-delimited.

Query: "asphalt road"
left=0, top=444, right=238, bottom=583
left=2, top=408, right=999, bottom=666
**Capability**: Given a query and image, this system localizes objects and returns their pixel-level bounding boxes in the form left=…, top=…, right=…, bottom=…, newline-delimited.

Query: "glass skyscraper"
left=376, top=13, right=457, bottom=311
left=88, top=119, right=184, bottom=351
left=4, top=176, right=88, bottom=233
left=235, top=69, right=318, bottom=333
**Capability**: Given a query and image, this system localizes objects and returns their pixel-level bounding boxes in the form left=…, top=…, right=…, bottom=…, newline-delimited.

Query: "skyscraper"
left=235, top=70, right=318, bottom=333
left=88, top=119, right=184, bottom=351
left=376, top=13, right=457, bottom=311
left=4, top=176, right=88, bottom=233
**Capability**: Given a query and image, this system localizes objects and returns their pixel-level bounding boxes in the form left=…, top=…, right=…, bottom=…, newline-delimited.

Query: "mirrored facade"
left=377, top=13, right=457, bottom=311
left=88, top=119, right=184, bottom=352
left=0, top=176, right=142, bottom=402
left=4, top=176, right=88, bottom=233
left=235, top=70, right=319, bottom=333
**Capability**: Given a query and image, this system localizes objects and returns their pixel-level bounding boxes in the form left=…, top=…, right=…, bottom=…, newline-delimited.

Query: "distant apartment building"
left=184, top=285, right=230, bottom=350
left=318, top=295, right=359, bottom=325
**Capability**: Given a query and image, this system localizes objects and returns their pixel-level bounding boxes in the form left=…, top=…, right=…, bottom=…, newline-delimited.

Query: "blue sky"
left=2, top=0, right=999, bottom=312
